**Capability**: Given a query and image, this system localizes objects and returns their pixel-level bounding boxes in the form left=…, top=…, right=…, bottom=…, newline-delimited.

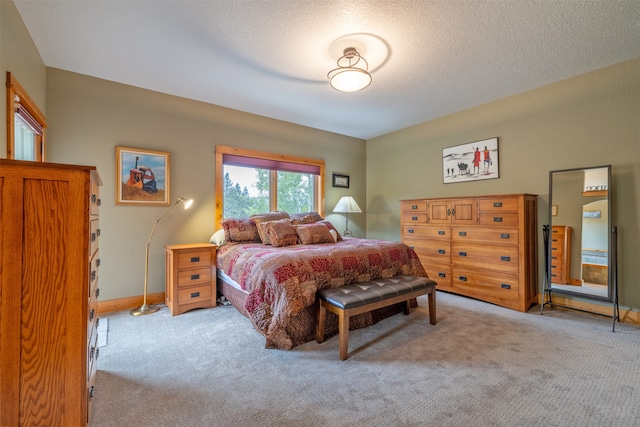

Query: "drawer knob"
left=91, top=232, right=97, bottom=242
left=91, top=270, right=97, bottom=282
left=501, top=283, right=511, bottom=289
left=493, top=202, right=503, bottom=207
left=438, top=249, right=446, bottom=254
left=89, top=386, right=95, bottom=400
left=96, top=288, right=100, bottom=298
left=438, top=272, right=446, bottom=278
left=411, top=205, right=418, bottom=210
left=190, top=274, right=201, bottom=280
left=190, top=291, right=200, bottom=298
left=89, top=308, right=95, bottom=321
left=408, top=229, right=415, bottom=234
left=459, top=276, right=467, bottom=281
left=411, top=216, right=418, bottom=221
left=493, top=217, right=503, bottom=222
left=458, top=231, right=466, bottom=236
left=500, top=233, right=510, bottom=239
left=190, top=256, right=200, bottom=262
left=501, top=256, right=511, bottom=262
left=459, top=251, right=467, bottom=257
left=438, top=230, right=445, bottom=235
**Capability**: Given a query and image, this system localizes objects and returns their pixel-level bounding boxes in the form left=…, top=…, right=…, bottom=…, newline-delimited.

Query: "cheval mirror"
left=541, top=165, right=619, bottom=330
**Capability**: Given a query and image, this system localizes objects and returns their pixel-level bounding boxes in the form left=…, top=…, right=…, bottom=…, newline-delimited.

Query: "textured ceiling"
left=13, top=1, right=640, bottom=139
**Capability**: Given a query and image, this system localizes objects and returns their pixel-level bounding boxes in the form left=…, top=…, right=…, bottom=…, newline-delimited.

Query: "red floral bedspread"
left=216, top=238, right=427, bottom=349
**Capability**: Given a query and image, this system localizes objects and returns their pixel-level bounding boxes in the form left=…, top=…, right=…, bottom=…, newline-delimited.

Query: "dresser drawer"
left=452, top=227, right=519, bottom=244
left=402, top=213, right=428, bottom=224
left=452, top=267, right=520, bottom=300
left=408, top=240, right=451, bottom=263
left=87, top=287, right=99, bottom=339
left=478, top=197, right=519, bottom=212
left=90, top=219, right=100, bottom=258
left=402, top=200, right=427, bottom=212
left=403, top=225, right=451, bottom=240
left=87, top=324, right=98, bottom=378
left=178, top=284, right=213, bottom=305
left=178, top=267, right=212, bottom=287
left=423, top=262, right=452, bottom=290
left=89, top=250, right=100, bottom=292
left=478, top=212, right=518, bottom=227
left=178, top=250, right=212, bottom=269
left=452, top=242, right=519, bottom=274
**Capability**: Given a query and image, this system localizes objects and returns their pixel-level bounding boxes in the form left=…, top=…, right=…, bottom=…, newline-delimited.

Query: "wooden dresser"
left=550, top=225, right=572, bottom=285
left=0, top=159, right=102, bottom=426
left=165, top=243, right=217, bottom=315
left=401, top=194, right=537, bottom=312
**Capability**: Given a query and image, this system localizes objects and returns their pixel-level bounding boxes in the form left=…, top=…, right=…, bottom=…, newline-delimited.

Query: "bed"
left=215, top=214, right=427, bottom=350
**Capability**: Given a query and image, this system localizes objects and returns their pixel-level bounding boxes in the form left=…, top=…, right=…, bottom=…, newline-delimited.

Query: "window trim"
left=215, top=145, right=325, bottom=228
left=6, top=72, right=47, bottom=161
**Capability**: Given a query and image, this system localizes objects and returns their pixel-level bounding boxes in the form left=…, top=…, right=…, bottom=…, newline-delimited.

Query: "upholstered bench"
left=316, top=275, right=437, bottom=360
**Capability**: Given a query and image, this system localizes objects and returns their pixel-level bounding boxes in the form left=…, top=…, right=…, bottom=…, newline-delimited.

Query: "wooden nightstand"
left=165, top=243, right=217, bottom=315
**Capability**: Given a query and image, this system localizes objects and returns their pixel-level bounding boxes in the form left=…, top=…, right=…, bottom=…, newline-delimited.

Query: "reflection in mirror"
left=547, top=165, right=612, bottom=301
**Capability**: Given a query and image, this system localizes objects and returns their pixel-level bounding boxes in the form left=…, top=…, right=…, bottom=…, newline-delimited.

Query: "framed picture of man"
left=115, top=146, right=170, bottom=206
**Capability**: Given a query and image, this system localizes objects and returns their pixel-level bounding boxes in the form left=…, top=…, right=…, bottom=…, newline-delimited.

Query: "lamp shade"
left=328, top=47, right=372, bottom=92
left=333, top=196, right=362, bottom=213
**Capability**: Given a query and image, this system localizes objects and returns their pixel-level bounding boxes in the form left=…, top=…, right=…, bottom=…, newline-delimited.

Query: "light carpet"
left=97, top=317, right=108, bottom=348
left=91, top=292, right=640, bottom=427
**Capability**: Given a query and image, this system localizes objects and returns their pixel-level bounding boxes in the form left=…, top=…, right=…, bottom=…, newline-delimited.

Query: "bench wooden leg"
left=428, top=290, right=436, bottom=325
left=339, top=309, right=350, bottom=360
left=316, top=300, right=326, bottom=343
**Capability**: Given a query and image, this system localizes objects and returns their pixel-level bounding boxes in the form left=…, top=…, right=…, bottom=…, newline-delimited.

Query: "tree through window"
left=215, top=146, right=325, bottom=227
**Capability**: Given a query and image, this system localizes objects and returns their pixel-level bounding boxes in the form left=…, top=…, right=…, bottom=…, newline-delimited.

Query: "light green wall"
left=366, top=58, right=640, bottom=310
left=45, top=69, right=365, bottom=301
left=0, top=1, right=46, bottom=157
left=4, top=2, right=640, bottom=309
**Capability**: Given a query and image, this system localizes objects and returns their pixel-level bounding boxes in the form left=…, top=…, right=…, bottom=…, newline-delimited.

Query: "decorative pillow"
left=251, top=211, right=290, bottom=244
left=266, top=220, right=298, bottom=247
left=290, top=211, right=324, bottom=224
left=209, top=229, right=226, bottom=246
left=295, top=223, right=336, bottom=245
left=316, top=220, right=343, bottom=241
left=221, top=218, right=260, bottom=243
left=290, top=214, right=318, bottom=225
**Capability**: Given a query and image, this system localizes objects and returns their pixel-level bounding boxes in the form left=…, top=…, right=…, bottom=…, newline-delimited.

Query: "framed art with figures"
left=443, top=137, right=499, bottom=184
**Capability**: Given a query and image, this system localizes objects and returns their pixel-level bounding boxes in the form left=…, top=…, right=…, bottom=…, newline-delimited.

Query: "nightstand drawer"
left=165, top=243, right=217, bottom=315
left=178, top=285, right=213, bottom=305
left=177, top=250, right=212, bottom=269
left=177, top=267, right=212, bottom=287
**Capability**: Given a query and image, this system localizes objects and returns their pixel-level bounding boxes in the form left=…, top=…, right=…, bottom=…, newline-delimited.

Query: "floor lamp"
left=131, top=196, right=194, bottom=316
left=333, top=196, right=362, bottom=237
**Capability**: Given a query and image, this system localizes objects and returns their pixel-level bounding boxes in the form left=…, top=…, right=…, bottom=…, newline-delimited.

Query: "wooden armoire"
left=0, top=159, right=102, bottom=426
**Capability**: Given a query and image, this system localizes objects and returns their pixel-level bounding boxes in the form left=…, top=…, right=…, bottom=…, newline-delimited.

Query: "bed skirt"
left=218, top=273, right=415, bottom=349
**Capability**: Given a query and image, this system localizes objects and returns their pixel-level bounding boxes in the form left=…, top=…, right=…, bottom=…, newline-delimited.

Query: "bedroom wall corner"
left=365, top=57, right=640, bottom=311
left=44, top=68, right=365, bottom=303
left=0, top=0, right=47, bottom=158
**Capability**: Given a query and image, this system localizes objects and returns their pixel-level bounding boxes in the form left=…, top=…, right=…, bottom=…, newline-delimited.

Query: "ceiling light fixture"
left=327, top=47, right=372, bottom=93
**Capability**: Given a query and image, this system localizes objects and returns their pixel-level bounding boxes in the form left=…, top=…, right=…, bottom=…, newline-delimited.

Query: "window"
left=215, top=145, right=325, bottom=227
left=6, top=72, right=47, bottom=161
